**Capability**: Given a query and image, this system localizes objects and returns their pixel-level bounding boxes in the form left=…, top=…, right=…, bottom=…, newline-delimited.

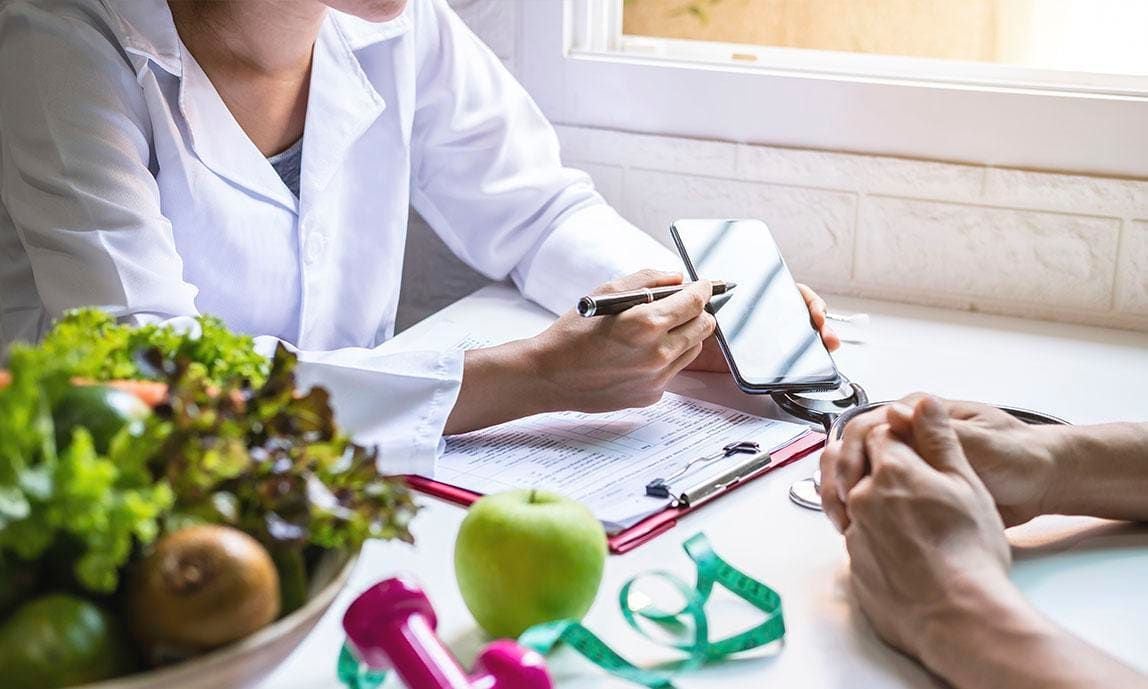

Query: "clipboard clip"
left=645, top=440, right=766, bottom=506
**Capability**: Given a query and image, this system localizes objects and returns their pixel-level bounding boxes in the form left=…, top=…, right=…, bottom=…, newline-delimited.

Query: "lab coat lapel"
left=177, top=54, right=300, bottom=212
left=102, top=0, right=296, bottom=210
left=299, top=19, right=388, bottom=210
left=103, top=0, right=182, bottom=77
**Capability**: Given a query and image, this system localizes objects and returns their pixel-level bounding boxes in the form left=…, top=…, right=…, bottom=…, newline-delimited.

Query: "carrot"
left=1, top=372, right=167, bottom=407
left=102, top=380, right=169, bottom=407
left=1, top=372, right=167, bottom=408
left=51, top=377, right=170, bottom=407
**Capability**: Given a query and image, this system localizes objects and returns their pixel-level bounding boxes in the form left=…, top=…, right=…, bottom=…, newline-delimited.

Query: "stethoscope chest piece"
left=774, top=382, right=867, bottom=513
left=788, top=470, right=822, bottom=511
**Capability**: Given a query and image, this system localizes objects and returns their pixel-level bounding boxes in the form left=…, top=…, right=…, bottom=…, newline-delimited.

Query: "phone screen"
left=671, top=219, right=840, bottom=390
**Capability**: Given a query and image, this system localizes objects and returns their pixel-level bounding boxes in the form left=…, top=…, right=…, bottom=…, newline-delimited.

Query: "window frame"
left=517, top=0, right=1148, bottom=177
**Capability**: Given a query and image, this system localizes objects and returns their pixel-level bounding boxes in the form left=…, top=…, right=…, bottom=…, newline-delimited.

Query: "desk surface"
left=261, top=285, right=1148, bottom=689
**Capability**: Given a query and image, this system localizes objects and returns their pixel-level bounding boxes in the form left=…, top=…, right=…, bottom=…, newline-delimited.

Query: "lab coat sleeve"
left=407, top=0, right=682, bottom=317
left=0, top=6, right=459, bottom=476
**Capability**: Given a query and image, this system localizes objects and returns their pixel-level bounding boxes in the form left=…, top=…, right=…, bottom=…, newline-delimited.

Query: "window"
left=517, top=0, right=1148, bottom=176
left=623, top=0, right=1148, bottom=77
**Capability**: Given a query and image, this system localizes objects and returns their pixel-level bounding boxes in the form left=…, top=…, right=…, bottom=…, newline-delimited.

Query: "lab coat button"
left=304, top=234, right=326, bottom=265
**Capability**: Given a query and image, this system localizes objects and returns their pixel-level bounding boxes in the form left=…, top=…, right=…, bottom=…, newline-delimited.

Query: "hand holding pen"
left=446, top=270, right=718, bottom=434
left=447, top=270, right=837, bottom=435
left=578, top=280, right=737, bottom=317
left=522, top=270, right=719, bottom=411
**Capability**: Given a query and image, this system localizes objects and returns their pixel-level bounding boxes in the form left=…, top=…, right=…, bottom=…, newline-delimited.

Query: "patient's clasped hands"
left=825, top=398, right=1012, bottom=661
left=822, top=396, right=1063, bottom=532
left=821, top=395, right=1148, bottom=689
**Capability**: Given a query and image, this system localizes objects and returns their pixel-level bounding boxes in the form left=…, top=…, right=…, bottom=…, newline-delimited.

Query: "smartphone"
left=670, top=218, right=841, bottom=393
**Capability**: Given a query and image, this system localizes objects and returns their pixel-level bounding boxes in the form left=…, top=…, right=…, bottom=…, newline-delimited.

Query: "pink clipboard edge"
left=402, top=429, right=826, bottom=555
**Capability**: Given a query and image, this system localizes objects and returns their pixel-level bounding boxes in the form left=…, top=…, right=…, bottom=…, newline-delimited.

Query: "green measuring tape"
left=338, top=644, right=388, bottom=689
left=520, top=532, right=785, bottom=688
left=338, top=532, right=785, bottom=689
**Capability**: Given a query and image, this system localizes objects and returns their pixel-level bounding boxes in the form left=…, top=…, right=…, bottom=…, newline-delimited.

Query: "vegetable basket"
left=76, top=550, right=356, bottom=689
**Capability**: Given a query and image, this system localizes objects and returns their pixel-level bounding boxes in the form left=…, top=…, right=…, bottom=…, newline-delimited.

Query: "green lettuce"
left=0, top=348, right=173, bottom=593
left=0, top=310, right=417, bottom=595
left=27, top=309, right=269, bottom=388
left=148, top=345, right=418, bottom=552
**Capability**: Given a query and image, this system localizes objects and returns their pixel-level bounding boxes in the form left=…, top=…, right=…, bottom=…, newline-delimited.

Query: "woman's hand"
left=443, top=271, right=711, bottom=436
left=843, top=396, right=1012, bottom=661
left=820, top=394, right=1062, bottom=531
left=685, top=282, right=841, bottom=373
left=529, top=269, right=717, bottom=412
left=684, top=336, right=730, bottom=372
left=798, top=283, right=840, bottom=352
left=444, top=269, right=719, bottom=434
left=445, top=271, right=835, bottom=433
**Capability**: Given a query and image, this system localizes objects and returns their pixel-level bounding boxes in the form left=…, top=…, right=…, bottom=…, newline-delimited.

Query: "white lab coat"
left=0, top=0, right=677, bottom=474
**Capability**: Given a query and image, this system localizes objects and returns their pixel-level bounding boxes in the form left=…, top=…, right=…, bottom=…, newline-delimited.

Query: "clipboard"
left=403, top=429, right=826, bottom=554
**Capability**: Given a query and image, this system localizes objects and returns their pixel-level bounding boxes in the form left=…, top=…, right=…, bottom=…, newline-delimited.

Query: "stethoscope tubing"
left=772, top=383, right=1070, bottom=440
left=826, top=400, right=1070, bottom=441
left=774, top=382, right=1069, bottom=512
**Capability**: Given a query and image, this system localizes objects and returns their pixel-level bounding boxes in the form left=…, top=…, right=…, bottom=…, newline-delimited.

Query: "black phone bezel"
left=669, top=220, right=843, bottom=395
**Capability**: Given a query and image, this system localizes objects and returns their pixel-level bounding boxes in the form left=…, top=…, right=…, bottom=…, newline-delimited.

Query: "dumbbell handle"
left=385, top=612, right=475, bottom=689
left=343, top=577, right=552, bottom=689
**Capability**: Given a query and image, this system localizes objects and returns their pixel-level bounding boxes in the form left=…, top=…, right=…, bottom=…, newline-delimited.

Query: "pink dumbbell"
left=342, top=577, right=554, bottom=689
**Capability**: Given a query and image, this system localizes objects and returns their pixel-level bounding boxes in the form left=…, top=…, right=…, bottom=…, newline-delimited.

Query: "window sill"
left=518, top=1, right=1148, bottom=178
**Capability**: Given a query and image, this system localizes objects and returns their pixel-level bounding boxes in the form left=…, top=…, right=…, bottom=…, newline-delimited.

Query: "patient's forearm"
left=443, top=340, right=557, bottom=436
left=923, top=581, right=1148, bottom=689
left=1045, top=422, right=1148, bottom=521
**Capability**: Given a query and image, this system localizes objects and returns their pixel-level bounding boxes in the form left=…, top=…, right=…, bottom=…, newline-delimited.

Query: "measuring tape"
left=337, top=532, right=785, bottom=689
left=337, top=643, right=388, bottom=689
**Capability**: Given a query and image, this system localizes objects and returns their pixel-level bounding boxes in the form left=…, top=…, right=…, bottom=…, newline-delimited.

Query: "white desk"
left=262, top=284, right=1148, bottom=689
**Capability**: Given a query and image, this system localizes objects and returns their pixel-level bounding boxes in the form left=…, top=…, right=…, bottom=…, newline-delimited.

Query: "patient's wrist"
left=1037, top=424, right=1080, bottom=517
left=920, top=573, right=1039, bottom=688
left=1042, top=422, right=1148, bottom=521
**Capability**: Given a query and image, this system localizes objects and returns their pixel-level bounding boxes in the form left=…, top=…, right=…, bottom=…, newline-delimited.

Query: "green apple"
left=454, top=489, right=607, bottom=638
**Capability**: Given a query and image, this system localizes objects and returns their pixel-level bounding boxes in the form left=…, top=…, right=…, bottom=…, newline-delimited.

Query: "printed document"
left=432, top=393, right=810, bottom=533
left=403, top=318, right=811, bottom=532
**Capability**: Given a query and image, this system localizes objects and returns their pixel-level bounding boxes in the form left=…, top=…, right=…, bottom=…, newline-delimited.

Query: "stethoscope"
left=771, top=380, right=1070, bottom=511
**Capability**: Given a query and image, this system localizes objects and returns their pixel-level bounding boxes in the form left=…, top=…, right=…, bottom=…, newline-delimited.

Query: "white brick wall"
left=855, top=198, right=1118, bottom=310
left=557, top=126, right=1148, bottom=332
left=410, top=0, right=1148, bottom=333
left=1120, top=221, right=1148, bottom=316
left=619, top=168, right=856, bottom=286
